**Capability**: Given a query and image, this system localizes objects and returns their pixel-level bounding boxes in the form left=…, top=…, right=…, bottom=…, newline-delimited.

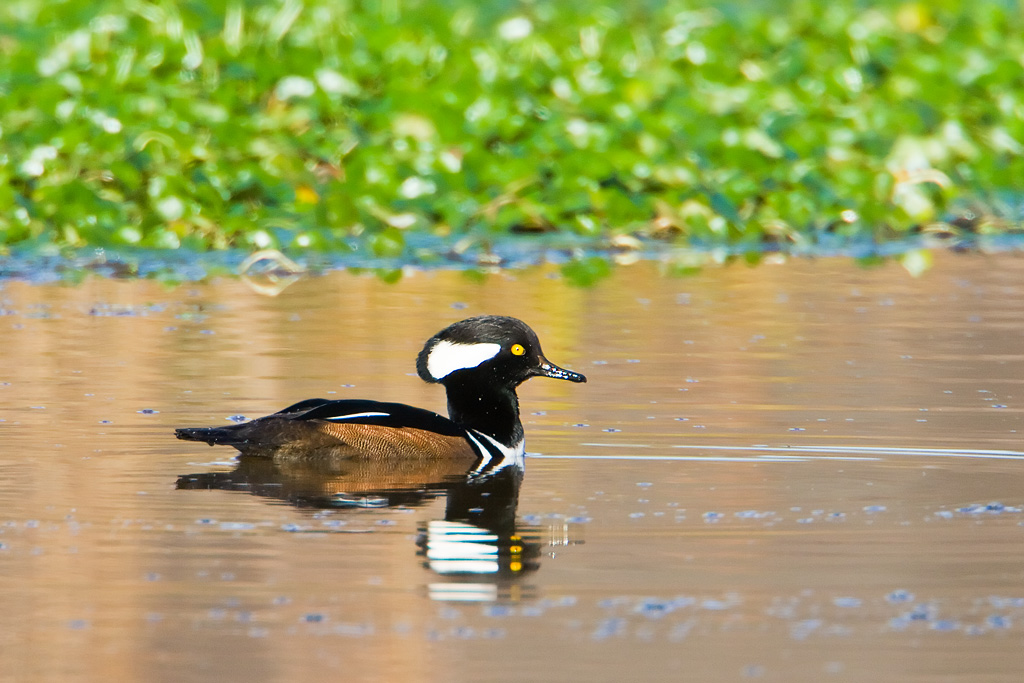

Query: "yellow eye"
left=510, top=343, right=526, bottom=356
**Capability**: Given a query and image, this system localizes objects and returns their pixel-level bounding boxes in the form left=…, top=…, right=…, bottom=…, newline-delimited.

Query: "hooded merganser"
left=175, top=316, right=586, bottom=471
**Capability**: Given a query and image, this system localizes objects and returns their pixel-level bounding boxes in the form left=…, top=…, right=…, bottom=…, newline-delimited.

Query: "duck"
left=175, top=315, right=586, bottom=472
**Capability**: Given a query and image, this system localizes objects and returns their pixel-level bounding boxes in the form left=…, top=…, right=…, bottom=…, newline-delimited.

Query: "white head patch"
left=426, top=341, right=501, bottom=380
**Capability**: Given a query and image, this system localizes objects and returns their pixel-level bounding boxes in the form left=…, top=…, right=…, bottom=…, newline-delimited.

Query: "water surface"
left=2, top=253, right=1024, bottom=682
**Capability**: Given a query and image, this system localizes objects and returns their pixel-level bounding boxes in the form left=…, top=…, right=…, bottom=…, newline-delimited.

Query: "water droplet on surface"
left=833, top=597, right=862, bottom=608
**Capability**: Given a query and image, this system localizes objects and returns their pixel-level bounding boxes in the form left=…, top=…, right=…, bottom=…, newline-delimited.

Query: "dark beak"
left=534, top=358, right=587, bottom=383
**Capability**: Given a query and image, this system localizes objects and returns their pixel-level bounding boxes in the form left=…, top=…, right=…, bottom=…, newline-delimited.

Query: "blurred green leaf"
left=561, top=256, right=612, bottom=287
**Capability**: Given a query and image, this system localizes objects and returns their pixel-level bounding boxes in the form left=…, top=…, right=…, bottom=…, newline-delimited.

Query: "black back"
left=274, top=398, right=467, bottom=437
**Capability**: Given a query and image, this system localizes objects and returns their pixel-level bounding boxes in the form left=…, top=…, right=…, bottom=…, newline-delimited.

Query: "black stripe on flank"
left=466, top=430, right=519, bottom=477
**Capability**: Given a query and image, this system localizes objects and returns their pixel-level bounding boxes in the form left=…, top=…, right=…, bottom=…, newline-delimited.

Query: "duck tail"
left=174, top=425, right=244, bottom=446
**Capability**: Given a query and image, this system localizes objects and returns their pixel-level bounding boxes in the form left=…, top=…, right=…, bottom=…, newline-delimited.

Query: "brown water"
left=2, top=253, right=1024, bottom=682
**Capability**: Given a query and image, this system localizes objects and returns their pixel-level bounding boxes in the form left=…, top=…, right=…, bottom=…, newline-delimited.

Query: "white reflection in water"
left=531, top=443, right=1024, bottom=462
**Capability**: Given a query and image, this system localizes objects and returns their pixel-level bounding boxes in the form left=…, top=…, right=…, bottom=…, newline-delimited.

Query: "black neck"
left=443, top=379, right=524, bottom=447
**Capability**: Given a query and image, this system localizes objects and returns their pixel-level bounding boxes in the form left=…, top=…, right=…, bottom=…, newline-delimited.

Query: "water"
left=2, top=252, right=1024, bottom=682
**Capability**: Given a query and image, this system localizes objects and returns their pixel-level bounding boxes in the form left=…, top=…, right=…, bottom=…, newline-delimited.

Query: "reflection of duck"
left=176, top=456, right=541, bottom=590
left=175, top=453, right=477, bottom=508
left=418, top=465, right=540, bottom=579
left=175, top=316, right=585, bottom=477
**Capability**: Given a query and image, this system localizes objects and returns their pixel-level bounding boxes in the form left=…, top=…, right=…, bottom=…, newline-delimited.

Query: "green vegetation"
left=1, top=0, right=1023, bottom=259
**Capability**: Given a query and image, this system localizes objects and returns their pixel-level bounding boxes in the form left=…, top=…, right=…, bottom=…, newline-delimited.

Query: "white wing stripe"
left=324, top=411, right=390, bottom=421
